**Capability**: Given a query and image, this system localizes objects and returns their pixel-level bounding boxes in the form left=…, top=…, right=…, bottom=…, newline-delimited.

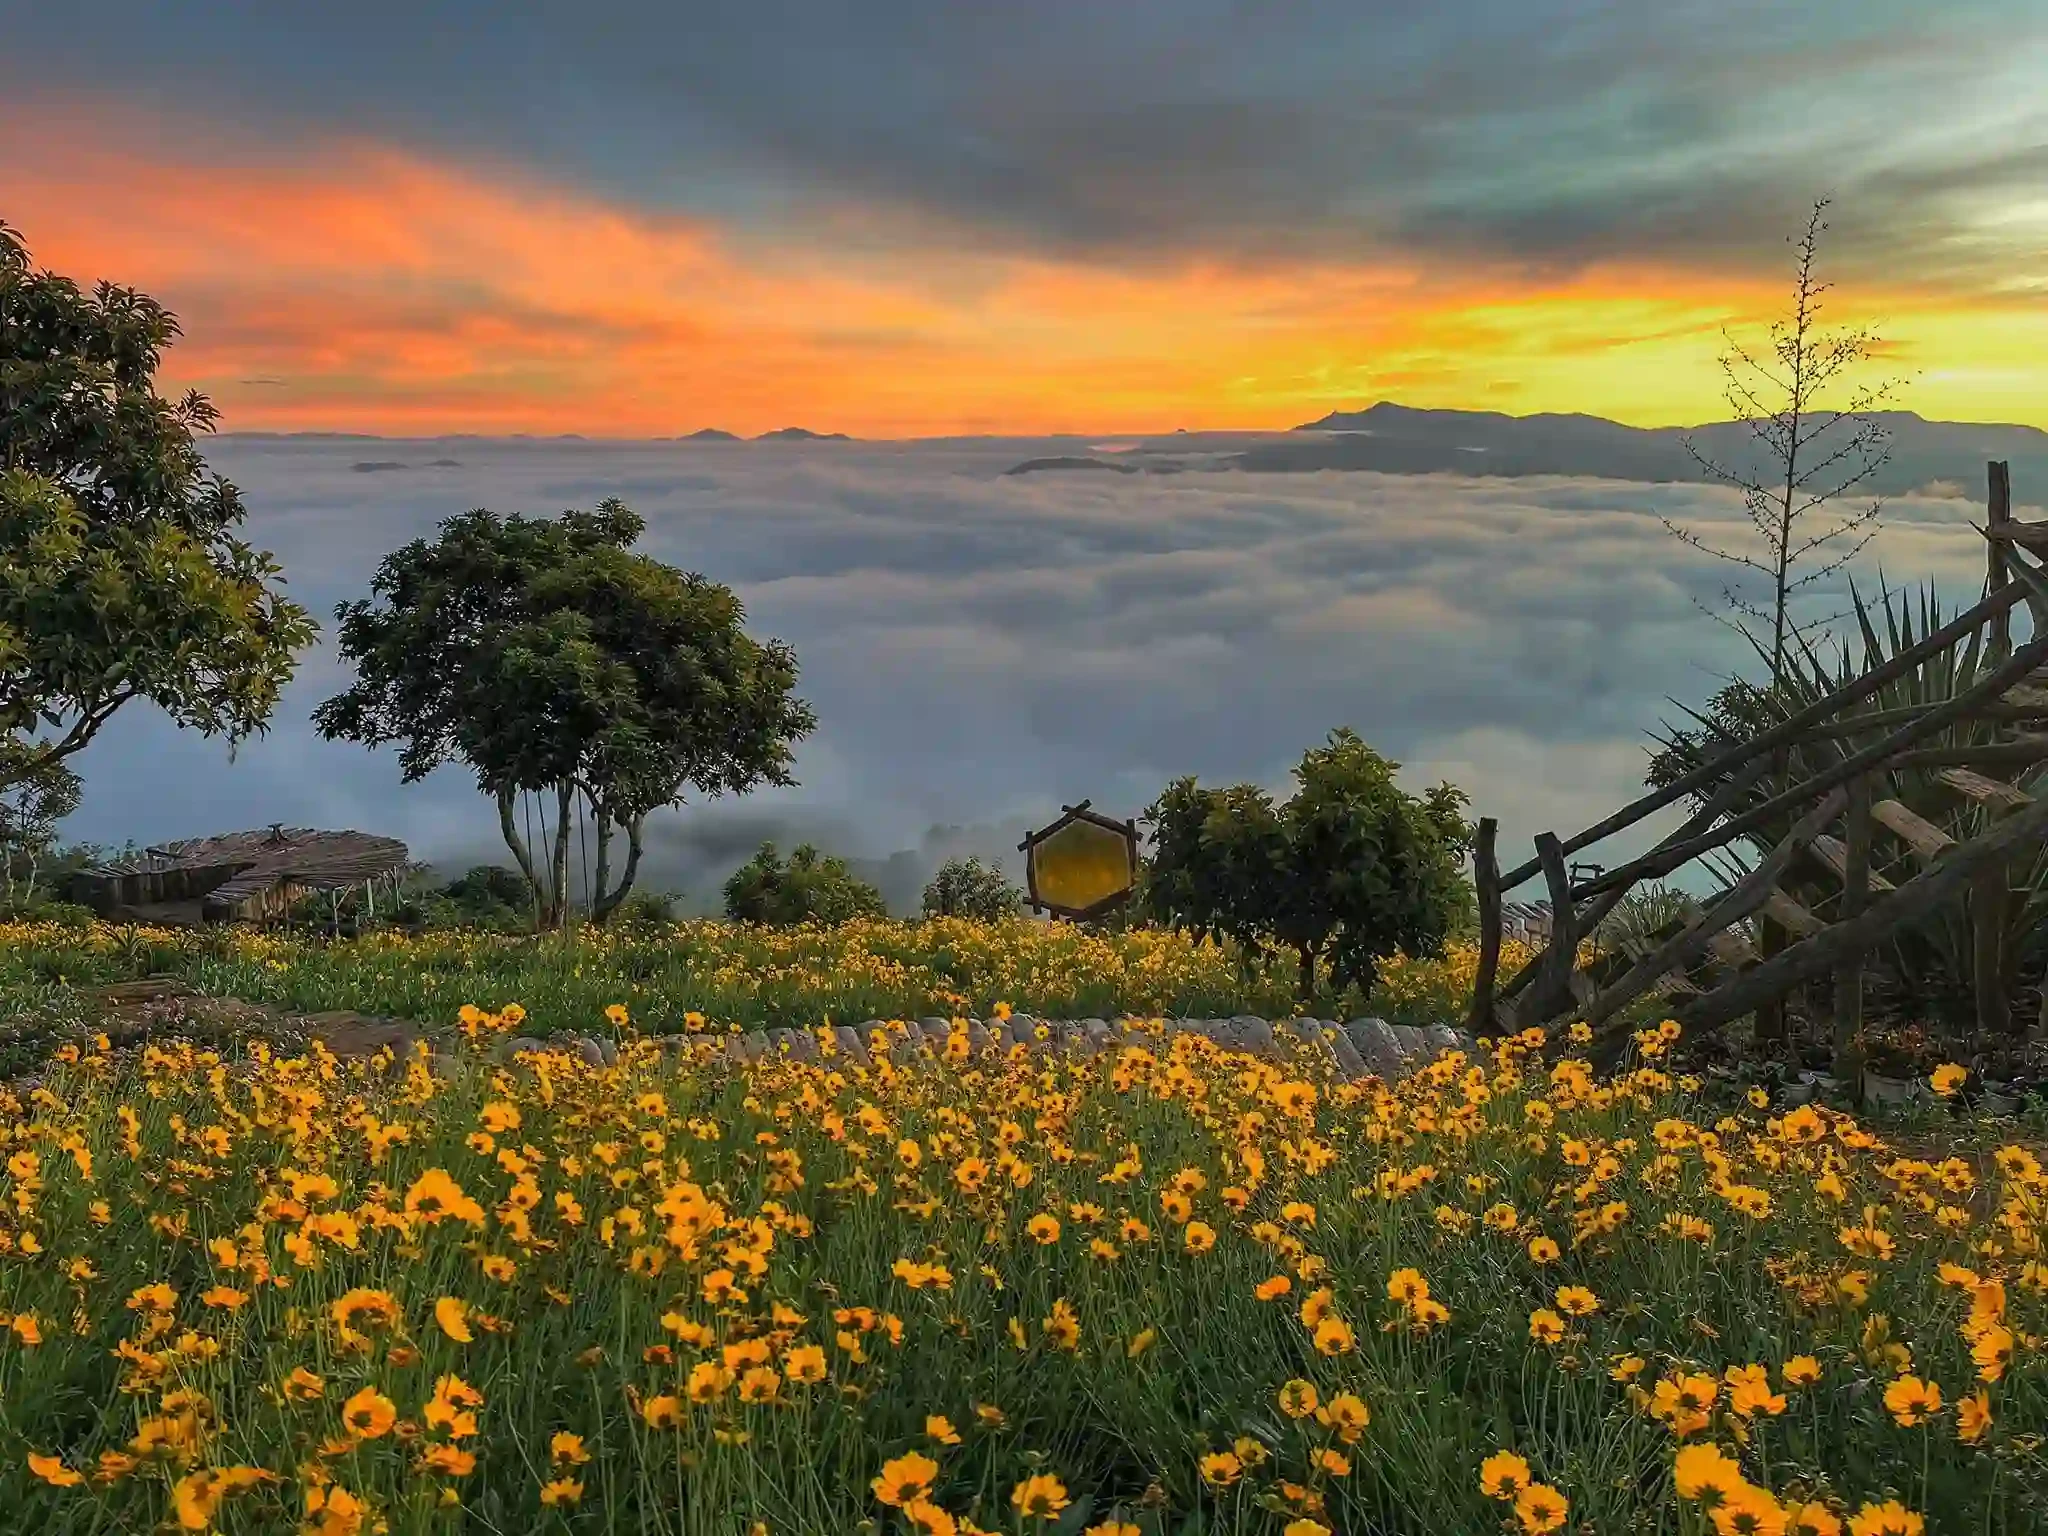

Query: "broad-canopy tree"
left=313, top=501, right=817, bottom=928
left=1143, top=727, right=1474, bottom=1004
left=723, top=842, right=886, bottom=927
left=0, top=219, right=315, bottom=792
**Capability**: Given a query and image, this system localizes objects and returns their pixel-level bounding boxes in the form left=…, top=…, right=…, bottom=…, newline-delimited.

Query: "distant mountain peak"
left=686, top=427, right=741, bottom=441
left=756, top=426, right=852, bottom=441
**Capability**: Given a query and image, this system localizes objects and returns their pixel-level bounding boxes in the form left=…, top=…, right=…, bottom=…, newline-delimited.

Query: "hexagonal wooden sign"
left=1019, top=800, right=1139, bottom=920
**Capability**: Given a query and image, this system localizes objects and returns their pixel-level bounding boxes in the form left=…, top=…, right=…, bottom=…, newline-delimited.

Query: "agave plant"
left=1650, top=574, right=2048, bottom=1038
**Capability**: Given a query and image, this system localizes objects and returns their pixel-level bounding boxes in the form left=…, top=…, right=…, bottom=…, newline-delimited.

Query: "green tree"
left=313, top=501, right=816, bottom=928
left=0, top=220, right=316, bottom=792
left=723, top=842, right=886, bottom=927
left=1143, top=728, right=1474, bottom=1005
left=921, top=855, right=1022, bottom=921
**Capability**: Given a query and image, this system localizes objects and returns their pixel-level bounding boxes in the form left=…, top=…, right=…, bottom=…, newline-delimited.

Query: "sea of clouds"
left=58, top=438, right=1993, bottom=914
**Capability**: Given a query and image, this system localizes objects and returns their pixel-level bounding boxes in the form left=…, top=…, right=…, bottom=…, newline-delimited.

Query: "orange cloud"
left=5, top=105, right=2042, bottom=435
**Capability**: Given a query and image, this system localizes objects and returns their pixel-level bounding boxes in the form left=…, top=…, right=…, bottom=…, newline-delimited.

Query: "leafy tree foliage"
left=921, top=855, right=1022, bottom=922
left=0, top=220, right=315, bottom=792
left=723, top=842, right=886, bottom=927
left=313, top=501, right=816, bottom=928
left=0, top=735, right=81, bottom=904
left=1142, top=728, right=1474, bottom=1004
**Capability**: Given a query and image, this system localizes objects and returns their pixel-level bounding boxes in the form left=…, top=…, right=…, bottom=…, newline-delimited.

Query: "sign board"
left=1019, top=800, right=1139, bottom=920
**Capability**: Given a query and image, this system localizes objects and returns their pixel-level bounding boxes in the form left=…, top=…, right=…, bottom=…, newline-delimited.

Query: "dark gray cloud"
left=52, top=436, right=1996, bottom=912
left=4, top=3, right=2043, bottom=288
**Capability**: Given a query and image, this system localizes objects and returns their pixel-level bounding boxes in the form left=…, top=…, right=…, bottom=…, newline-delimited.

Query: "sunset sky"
left=4, top=1, right=2045, bottom=438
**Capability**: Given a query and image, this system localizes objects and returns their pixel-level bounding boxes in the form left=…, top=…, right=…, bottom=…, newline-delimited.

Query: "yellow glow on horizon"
left=4, top=111, right=2042, bottom=437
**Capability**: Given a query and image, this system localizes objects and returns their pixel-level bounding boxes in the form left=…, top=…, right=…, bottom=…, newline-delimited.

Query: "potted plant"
left=1859, top=1025, right=1928, bottom=1109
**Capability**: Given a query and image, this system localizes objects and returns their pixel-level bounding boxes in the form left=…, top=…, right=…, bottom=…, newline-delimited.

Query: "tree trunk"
left=1296, top=939, right=1319, bottom=1007
left=549, top=780, right=574, bottom=930
left=497, top=785, right=551, bottom=930
left=590, top=810, right=647, bottom=926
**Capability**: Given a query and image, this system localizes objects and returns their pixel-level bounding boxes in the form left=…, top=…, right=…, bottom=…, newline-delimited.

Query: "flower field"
left=1, top=988, right=2043, bottom=1535
left=0, top=917, right=1551, bottom=1069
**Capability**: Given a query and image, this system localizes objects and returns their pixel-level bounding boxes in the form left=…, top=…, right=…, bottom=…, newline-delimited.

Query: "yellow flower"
left=873, top=1451, right=940, bottom=1508
left=284, top=1367, right=327, bottom=1401
left=420, top=1444, right=476, bottom=1476
left=1011, top=1473, right=1071, bottom=1518
left=1182, top=1221, right=1217, bottom=1254
left=1480, top=1451, right=1532, bottom=1500
left=1882, top=1376, right=1942, bottom=1428
left=28, top=1452, right=83, bottom=1486
left=784, top=1343, right=828, bottom=1383
left=1554, top=1285, right=1599, bottom=1317
left=341, top=1386, right=398, bottom=1440
left=1127, top=1328, right=1156, bottom=1359
left=926, top=1414, right=962, bottom=1445
left=641, top=1395, right=683, bottom=1428
left=550, top=1432, right=591, bottom=1465
left=1255, top=1274, right=1293, bottom=1301
left=1782, top=1356, right=1822, bottom=1387
left=1672, top=1442, right=1744, bottom=1502
left=1929, top=1063, right=1968, bottom=1097
left=1527, top=1236, right=1560, bottom=1265
left=1957, top=1389, right=1992, bottom=1443
left=1026, top=1213, right=1061, bottom=1245
left=1514, top=1482, right=1569, bottom=1534
left=1317, top=1393, right=1370, bottom=1443
left=1199, top=1450, right=1243, bottom=1486
left=434, top=1297, right=473, bottom=1343
left=540, top=1479, right=585, bottom=1506
left=1276, top=1379, right=1319, bottom=1419
left=1528, top=1309, right=1566, bottom=1344
left=1847, top=1501, right=1925, bottom=1536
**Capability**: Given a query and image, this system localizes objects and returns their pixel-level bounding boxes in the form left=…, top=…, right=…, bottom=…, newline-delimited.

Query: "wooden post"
left=1832, top=771, right=1872, bottom=1084
left=1989, top=460, right=2013, bottom=665
left=1755, top=748, right=1791, bottom=1054
left=1974, top=860, right=2011, bottom=1039
left=1532, top=833, right=1578, bottom=1025
left=1466, top=817, right=1502, bottom=1037
left=1980, top=460, right=2017, bottom=1037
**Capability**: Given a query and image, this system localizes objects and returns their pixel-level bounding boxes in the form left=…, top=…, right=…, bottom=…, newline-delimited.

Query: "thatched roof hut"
left=72, top=824, right=409, bottom=926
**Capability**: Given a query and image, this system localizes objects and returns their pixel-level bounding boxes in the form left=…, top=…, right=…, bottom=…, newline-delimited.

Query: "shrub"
left=722, top=841, right=887, bottom=927
left=921, top=856, right=1022, bottom=922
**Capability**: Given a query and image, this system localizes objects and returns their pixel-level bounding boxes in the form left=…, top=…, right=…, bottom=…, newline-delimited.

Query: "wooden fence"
left=1466, top=461, right=2048, bottom=1077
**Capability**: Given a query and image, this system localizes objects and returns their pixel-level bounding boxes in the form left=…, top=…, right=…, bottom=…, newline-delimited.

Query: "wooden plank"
left=1810, top=834, right=1897, bottom=891
left=1871, top=799, right=1956, bottom=862
left=1531, top=833, right=1578, bottom=1022
left=1762, top=886, right=1824, bottom=937
left=1573, top=787, right=1848, bottom=1028
left=1983, top=517, right=2048, bottom=554
left=1675, top=780, right=2048, bottom=1039
left=1569, top=627, right=2048, bottom=899
left=1709, top=928, right=1760, bottom=967
left=1989, top=461, right=2013, bottom=664
left=1998, top=684, right=2048, bottom=713
left=1938, top=766, right=2032, bottom=813
left=1833, top=774, right=1872, bottom=1078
